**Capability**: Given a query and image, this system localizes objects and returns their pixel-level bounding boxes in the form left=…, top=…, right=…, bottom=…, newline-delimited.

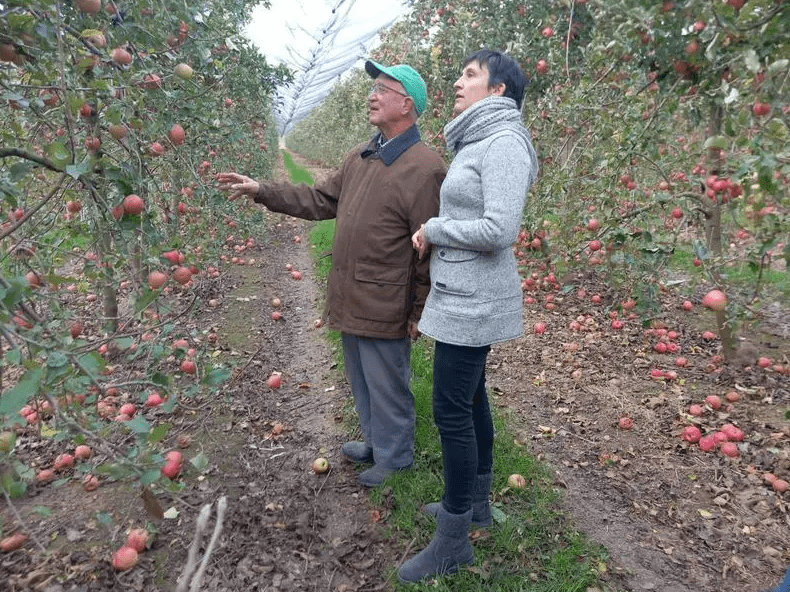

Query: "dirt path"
left=189, top=212, right=400, bottom=592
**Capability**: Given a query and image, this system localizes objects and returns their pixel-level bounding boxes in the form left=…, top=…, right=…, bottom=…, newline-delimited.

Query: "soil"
left=1, top=153, right=788, bottom=592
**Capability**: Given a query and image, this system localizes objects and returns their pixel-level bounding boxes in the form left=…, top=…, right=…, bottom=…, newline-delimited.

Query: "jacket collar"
left=360, top=123, right=421, bottom=166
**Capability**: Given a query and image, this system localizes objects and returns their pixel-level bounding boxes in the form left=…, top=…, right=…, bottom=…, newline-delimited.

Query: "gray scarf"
left=444, top=96, right=538, bottom=186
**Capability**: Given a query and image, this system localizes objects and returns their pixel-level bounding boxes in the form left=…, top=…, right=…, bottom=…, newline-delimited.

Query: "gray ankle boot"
left=424, top=472, right=493, bottom=528
left=397, top=504, right=474, bottom=583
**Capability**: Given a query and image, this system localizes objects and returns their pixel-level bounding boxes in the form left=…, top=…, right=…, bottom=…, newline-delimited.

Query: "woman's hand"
left=215, top=172, right=260, bottom=201
left=412, top=224, right=429, bottom=259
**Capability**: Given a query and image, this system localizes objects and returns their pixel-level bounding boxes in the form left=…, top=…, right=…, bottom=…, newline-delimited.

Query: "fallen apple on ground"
left=312, top=457, right=329, bottom=474
left=125, top=528, right=149, bottom=553
left=111, top=546, right=139, bottom=571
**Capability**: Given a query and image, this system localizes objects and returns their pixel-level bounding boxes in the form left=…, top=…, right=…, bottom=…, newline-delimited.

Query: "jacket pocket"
left=350, top=261, right=410, bottom=322
left=431, top=248, right=480, bottom=296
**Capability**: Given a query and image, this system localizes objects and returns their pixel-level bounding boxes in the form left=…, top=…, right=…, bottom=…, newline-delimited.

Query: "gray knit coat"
left=418, top=96, right=538, bottom=347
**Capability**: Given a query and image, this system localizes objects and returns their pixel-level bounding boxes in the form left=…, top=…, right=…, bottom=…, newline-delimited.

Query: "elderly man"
left=217, top=60, right=446, bottom=487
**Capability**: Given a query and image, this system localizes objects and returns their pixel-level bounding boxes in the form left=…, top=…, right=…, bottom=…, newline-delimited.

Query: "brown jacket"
left=255, top=134, right=445, bottom=339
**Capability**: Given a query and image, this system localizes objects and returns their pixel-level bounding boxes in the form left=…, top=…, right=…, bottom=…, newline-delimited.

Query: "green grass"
left=296, top=152, right=609, bottom=591
left=669, top=247, right=790, bottom=291
left=281, top=149, right=314, bottom=185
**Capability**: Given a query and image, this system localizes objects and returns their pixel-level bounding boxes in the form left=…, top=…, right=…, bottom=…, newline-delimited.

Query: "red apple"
left=169, top=124, right=185, bottom=146
left=110, top=47, right=132, bottom=66
left=145, top=392, right=163, bottom=407
left=75, top=0, right=101, bottom=14
left=111, top=546, right=138, bottom=571
left=0, top=532, right=27, bottom=552
left=53, top=453, right=75, bottom=471
left=702, top=289, right=727, bottom=311
left=149, top=142, right=165, bottom=156
left=682, top=426, right=701, bottom=443
left=267, top=373, right=282, bottom=389
left=125, top=529, right=149, bottom=553
left=704, top=395, right=721, bottom=410
left=180, top=360, right=196, bottom=374
left=161, top=460, right=180, bottom=479
left=720, top=442, right=739, bottom=458
left=148, top=271, right=168, bottom=289
left=74, top=445, right=92, bottom=460
left=699, top=436, right=716, bottom=452
left=108, top=124, right=127, bottom=140
left=172, top=267, right=192, bottom=285
left=83, top=474, right=100, bottom=491
left=123, top=194, right=144, bottom=215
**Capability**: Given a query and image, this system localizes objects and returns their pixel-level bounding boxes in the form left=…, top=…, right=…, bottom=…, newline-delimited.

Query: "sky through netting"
left=245, top=0, right=412, bottom=136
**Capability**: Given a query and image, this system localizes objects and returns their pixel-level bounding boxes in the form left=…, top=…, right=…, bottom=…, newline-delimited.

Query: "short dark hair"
left=463, top=49, right=527, bottom=110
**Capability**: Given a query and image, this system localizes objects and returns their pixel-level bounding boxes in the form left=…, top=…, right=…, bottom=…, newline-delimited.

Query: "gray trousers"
left=341, top=333, right=414, bottom=470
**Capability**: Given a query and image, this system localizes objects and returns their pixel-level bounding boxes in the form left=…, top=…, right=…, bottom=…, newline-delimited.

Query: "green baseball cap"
left=365, top=60, right=427, bottom=115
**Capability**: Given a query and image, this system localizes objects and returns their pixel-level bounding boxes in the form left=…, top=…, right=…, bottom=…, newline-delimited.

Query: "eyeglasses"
left=369, top=83, right=409, bottom=98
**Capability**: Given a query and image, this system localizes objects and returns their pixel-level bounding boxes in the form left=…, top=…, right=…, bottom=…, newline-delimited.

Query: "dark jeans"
left=432, top=341, right=494, bottom=515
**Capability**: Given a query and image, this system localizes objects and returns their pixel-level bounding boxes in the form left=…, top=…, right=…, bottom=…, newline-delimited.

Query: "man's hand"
left=216, top=172, right=260, bottom=201
left=407, top=320, right=421, bottom=341
left=412, top=224, right=429, bottom=259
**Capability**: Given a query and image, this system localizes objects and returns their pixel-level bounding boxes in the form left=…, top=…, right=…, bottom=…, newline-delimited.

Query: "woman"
left=399, top=49, right=538, bottom=583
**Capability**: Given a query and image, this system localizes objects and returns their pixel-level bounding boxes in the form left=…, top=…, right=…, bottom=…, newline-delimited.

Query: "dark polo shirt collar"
left=360, top=123, right=421, bottom=166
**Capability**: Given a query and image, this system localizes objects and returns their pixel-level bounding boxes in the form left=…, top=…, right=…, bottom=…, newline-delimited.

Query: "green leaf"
left=190, top=452, right=209, bottom=473
left=65, top=162, right=91, bottom=180
left=113, top=337, right=135, bottom=350
left=3, top=479, right=27, bottom=499
left=150, top=372, right=170, bottom=388
left=44, top=141, right=71, bottom=168
left=785, top=409, right=790, bottom=420
left=32, top=505, right=52, bottom=517
left=9, top=162, right=33, bottom=182
left=148, top=423, right=171, bottom=444
left=491, top=505, right=506, bottom=524
left=140, top=469, right=161, bottom=486
left=96, top=511, right=113, bottom=525
left=4, top=348, right=21, bottom=366
left=203, top=365, right=231, bottom=387
left=76, top=352, right=105, bottom=378
left=46, top=351, right=69, bottom=368
left=134, top=289, right=160, bottom=314
left=125, top=415, right=151, bottom=435
left=0, top=367, right=43, bottom=418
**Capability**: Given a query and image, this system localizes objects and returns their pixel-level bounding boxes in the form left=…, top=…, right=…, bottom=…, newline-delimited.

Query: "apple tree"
left=0, top=0, right=290, bottom=495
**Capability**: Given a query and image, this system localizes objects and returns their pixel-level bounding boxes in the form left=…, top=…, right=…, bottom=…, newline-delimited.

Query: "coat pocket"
left=350, top=261, right=410, bottom=322
left=431, top=248, right=480, bottom=296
